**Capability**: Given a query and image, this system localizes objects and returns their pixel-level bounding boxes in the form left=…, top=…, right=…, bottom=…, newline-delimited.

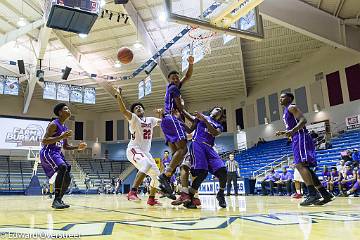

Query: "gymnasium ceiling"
left=0, top=0, right=359, bottom=113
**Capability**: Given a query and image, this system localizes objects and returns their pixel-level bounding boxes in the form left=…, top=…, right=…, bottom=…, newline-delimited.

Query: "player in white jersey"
left=97, top=80, right=162, bottom=206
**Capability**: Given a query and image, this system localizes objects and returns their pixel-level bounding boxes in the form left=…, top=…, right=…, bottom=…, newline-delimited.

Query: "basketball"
left=9, top=84, right=14, bottom=89
left=117, top=47, right=133, bottom=64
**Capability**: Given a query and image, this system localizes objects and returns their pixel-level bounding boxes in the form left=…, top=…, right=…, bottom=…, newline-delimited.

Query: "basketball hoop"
left=188, top=26, right=215, bottom=55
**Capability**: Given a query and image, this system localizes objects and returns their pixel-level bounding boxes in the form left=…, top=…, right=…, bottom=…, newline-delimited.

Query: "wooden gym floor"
left=0, top=195, right=359, bottom=239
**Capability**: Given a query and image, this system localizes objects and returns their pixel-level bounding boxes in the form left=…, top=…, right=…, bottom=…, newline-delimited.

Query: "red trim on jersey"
left=130, top=148, right=144, bottom=163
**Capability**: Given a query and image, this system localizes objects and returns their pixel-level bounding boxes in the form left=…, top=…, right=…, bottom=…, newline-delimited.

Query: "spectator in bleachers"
left=342, top=167, right=360, bottom=197
left=337, top=160, right=346, bottom=175
left=84, top=174, right=91, bottom=194
left=328, top=167, right=340, bottom=195
left=260, top=168, right=279, bottom=196
left=42, top=180, right=50, bottom=195
left=310, top=130, right=319, bottom=140
left=352, top=149, right=360, bottom=167
left=321, top=166, right=331, bottom=188
left=341, top=150, right=353, bottom=162
left=275, top=167, right=293, bottom=196
left=340, top=162, right=356, bottom=196
left=114, top=177, right=122, bottom=194
left=256, top=137, right=266, bottom=146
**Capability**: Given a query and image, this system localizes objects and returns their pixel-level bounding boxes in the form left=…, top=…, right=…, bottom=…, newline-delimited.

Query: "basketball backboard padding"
left=165, top=0, right=264, bottom=41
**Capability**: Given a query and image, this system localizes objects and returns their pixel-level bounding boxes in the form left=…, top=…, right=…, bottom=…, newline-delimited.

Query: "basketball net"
left=188, top=26, right=215, bottom=55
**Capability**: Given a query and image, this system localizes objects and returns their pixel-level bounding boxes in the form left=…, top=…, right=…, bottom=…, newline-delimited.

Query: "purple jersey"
left=280, top=171, right=293, bottom=181
left=41, top=119, right=68, bottom=152
left=162, top=157, right=171, bottom=167
left=283, top=105, right=308, bottom=134
left=331, top=171, right=339, bottom=181
left=283, top=105, right=316, bottom=166
left=193, top=116, right=223, bottom=147
left=40, top=119, right=70, bottom=178
left=265, top=173, right=278, bottom=182
left=164, top=83, right=182, bottom=115
left=322, top=171, right=331, bottom=180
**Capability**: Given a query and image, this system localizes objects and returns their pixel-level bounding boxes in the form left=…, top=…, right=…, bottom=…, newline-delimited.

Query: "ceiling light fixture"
left=159, top=12, right=167, bottom=22
left=114, top=60, right=121, bottom=68
left=17, top=17, right=27, bottom=27
left=78, top=33, right=88, bottom=38
left=133, top=42, right=142, bottom=49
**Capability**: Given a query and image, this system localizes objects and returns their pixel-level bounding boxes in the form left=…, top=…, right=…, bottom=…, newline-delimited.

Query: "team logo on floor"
left=0, top=211, right=359, bottom=237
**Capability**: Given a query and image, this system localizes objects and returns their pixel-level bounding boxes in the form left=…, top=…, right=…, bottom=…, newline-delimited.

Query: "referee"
left=225, top=153, right=240, bottom=196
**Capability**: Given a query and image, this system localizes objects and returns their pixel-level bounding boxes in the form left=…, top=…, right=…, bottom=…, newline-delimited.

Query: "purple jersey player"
left=276, top=92, right=333, bottom=206
left=161, top=150, right=176, bottom=184
left=40, top=103, right=87, bottom=209
left=175, top=107, right=227, bottom=209
left=158, top=56, right=194, bottom=198
left=344, top=168, right=360, bottom=196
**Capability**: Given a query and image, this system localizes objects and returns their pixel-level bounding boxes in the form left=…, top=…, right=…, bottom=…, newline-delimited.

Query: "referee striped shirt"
left=225, top=160, right=239, bottom=173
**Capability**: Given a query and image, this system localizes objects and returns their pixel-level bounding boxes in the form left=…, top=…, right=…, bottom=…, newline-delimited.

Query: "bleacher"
left=76, top=158, right=132, bottom=189
left=235, top=139, right=292, bottom=178
left=0, top=156, right=48, bottom=194
left=236, top=129, right=360, bottom=178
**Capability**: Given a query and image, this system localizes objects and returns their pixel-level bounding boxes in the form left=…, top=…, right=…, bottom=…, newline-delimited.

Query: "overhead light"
left=100, top=0, right=106, bottom=7
left=264, top=117, right=269, bottom=125
left=78, top=33, right=88, bottom=38
left=133, top=42, right=142, bottom=49
left=314, top=104, right=320, bottom=113
left=114, top=60, right=121, bottom=68
left=17, top=17, right=27, bottom=27
left=159, top=12, right=167, bottom=22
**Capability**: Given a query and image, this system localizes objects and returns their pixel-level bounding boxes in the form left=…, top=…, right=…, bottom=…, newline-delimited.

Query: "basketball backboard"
left=165, top=0, right=264, bottom=41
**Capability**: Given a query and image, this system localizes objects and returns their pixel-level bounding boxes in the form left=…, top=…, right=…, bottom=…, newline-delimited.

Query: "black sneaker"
left=300, top=195, right=321, bottom=206
left=216, top=192, right=227, bottom=208
left=158, top=174, right=173, bottom=195
left=61, top=200, right=70, bottom=208
left=183, top=201, right=197, bottom=209
left=52, top=199, right=65, bottom=209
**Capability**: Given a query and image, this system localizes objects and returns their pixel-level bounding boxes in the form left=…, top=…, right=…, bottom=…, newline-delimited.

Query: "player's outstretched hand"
left=188, top=55, right=194, bottom=64
left=195, top=111, right=205, bottom=121
left=61, top=130, right=72, bottom=139
left=78, top=142, right=87, bottom=151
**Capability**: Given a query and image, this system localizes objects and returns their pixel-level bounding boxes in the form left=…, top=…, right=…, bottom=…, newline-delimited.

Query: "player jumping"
left=99, top=80, right=162, bottom=206
left=174, top=107, right=227, bottom=208
left=158, top=56, right=194, bottom=197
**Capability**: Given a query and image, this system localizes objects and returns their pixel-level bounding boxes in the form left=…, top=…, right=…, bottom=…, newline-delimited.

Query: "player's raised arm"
left=180, top=56, right=194, bottom=85
left=97, top=79, right=132, bottom=121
